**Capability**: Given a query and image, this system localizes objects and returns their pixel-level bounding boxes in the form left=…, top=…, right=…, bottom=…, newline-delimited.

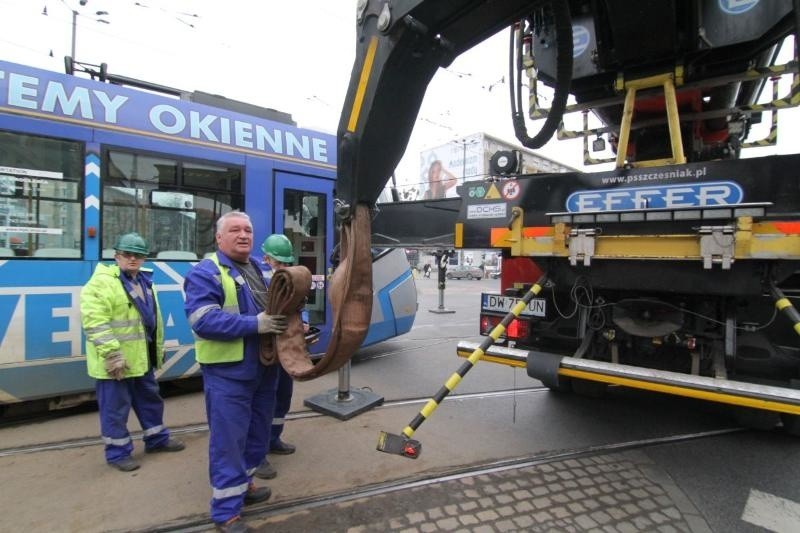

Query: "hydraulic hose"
left=509, top=0, right=573, bottom=149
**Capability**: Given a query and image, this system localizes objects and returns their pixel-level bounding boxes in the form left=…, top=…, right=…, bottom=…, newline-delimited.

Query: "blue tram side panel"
left=0, top=60, right=416, bottom=406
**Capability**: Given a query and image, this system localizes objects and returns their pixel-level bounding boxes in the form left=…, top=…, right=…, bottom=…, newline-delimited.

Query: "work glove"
left=257, top=312, right=288, bottom=334
left=104, top=352, right=129, bottom=381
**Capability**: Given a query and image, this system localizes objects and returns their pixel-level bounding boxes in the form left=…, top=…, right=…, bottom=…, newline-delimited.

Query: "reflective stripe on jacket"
left=185, top=252, right=261, bottom=366
left=80, top=263, right=164, bottom=379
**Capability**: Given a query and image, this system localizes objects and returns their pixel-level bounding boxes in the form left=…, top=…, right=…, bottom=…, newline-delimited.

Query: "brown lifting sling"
left=263, top=204, right=373, bottom=380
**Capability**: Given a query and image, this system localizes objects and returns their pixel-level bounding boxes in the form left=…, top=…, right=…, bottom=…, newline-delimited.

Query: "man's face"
left=115, top=251, right=145, bottom=274
left=263, top=256, right=286, bottom=269
left=216, top=216, right=253, bottom=262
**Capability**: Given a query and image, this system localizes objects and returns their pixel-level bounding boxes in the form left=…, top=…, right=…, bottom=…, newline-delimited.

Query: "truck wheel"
left=546, top=376, right=572, bottom=393
left=571, top=378, right=607, bottom=398
left=781, top=413, right=800, bottom=436
left=735, top=407, right=780, bottom=431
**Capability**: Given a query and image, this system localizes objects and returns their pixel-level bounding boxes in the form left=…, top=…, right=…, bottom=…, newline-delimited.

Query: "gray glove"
left=104, top=352, right=129, bottom=380
left=257, top=312, right=288, bottom=334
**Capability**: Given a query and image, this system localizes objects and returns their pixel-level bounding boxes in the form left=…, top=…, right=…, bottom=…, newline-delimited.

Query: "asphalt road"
left=1, top=276, right=798, bottom=532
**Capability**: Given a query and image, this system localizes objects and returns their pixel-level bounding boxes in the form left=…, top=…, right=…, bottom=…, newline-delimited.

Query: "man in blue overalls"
left=253, top=233, right=308, bottom=480
left=80, top=232, right=185, bottom=472
left=184, top=212, right=288, bottom=533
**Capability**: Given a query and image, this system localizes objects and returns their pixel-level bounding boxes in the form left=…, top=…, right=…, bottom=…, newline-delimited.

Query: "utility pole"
left=70, top=8, right=77, bottom=59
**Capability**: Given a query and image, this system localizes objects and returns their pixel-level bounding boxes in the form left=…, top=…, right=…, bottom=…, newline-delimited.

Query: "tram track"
left=0, top=386, right=550, bottom=458
left=137, top=426, right=745, bottom=533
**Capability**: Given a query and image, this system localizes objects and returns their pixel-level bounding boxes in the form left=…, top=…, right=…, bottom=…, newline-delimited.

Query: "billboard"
left=418, top=132, right=576, bottom=199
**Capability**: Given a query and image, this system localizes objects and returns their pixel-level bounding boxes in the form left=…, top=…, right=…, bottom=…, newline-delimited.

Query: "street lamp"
left=454, top=137, right=480, bottom=181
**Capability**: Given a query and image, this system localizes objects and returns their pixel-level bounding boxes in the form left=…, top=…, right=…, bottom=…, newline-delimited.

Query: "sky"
left=3, top=0, right=799, bottom=196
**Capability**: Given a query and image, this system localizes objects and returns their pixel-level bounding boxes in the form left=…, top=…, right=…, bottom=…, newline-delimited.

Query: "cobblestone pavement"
left=250, top=450, right=712, bottom=532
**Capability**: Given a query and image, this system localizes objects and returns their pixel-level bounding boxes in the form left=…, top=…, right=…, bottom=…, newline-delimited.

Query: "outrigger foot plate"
left=376, top=431, right=421, bottom=459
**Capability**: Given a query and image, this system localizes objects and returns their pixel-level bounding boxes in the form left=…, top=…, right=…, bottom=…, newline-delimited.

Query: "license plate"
left=481, top=293, right=546, bottom=317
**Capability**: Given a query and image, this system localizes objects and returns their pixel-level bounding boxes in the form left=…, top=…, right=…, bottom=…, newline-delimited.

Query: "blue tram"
left=0, top=60, right=416, bottom=407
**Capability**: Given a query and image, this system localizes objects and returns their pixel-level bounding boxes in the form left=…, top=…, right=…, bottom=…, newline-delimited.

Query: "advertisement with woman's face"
left=422, top=159, right=458, bottom=199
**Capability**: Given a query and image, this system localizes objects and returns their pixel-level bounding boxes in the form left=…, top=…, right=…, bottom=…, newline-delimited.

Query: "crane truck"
left=334, top=0, right=800, bottom=437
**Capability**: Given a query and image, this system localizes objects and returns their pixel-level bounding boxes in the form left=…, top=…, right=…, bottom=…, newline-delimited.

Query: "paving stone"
left=658, top=525, right=679, bottom=533
left=459, top=515, right=479, bottom=526
left=531, top=485, right=550, bottom=496
left=398, top=528, right=419, bottom=533
left=532, top=497, right=552, bottom=509
left=512, top=489, right=532, bottom=500
left=650, top=511, right=669, bottom=524
left=640, top=498, right=658, bottom=511
left=436, top=517, right=459, bottom=531
left=406, top=512, right=427, bottom=524
left=389, top=518, right=405, bottom=529
left=617, top=521, right=640, bottom=533
left=420, top=524, right=437, bottom=533
left=607, top=506, right=628, bottom=520
left=567, top=502, right=587, bottom=514
left=428, top=507, right=444, bottom=520
left=460, top=501, right=479, bottom=512
left=463, top=489, right=480, bottom=499
left=496, top=506, right=515, bottom=517
left=472, top=526, right=494, bottom=533
left=632, top=515, right=654, bottom=530
left=550, top=506, right=570, bottom=519
left=514, top=501, right=534, bottom=513
left=532, top=511, right=553, bottom=523
left=492, top=494, right=512, bottom=506
left=476, top=510, right=500, bottom=522
left=590, top=510, right=613, bottom=525
left=478, top=497, right=494, bottom=508
left=575, top=514, right=598, bottom=529
left=496, top=519, right=517, bottom=532
left=512, top=515, right=534, bottom=529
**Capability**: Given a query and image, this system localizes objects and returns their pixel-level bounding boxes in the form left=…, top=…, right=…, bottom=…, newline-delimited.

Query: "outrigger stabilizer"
left=376, top=273, right=549, bottom=458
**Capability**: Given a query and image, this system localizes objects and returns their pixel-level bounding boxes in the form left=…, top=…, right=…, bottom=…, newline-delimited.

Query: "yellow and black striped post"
left=377, top=274, right=548, bottom=458
left=771, top=283, right=800, bottom=338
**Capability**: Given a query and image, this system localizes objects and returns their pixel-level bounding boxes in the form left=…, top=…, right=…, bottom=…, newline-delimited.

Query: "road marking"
left=741, top=488, right=800, bottom=532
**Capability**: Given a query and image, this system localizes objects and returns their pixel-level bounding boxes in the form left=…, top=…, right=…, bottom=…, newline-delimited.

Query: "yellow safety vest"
left=193, top=254, right=245, bottom=364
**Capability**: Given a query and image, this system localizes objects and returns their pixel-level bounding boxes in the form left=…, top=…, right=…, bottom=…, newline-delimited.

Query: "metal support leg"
left=303, top=361, right=384, bottom=420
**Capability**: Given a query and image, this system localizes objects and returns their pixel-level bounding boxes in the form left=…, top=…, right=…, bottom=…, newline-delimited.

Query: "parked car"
left=489, top=269, right=501, bottom=279
left=446, top=265, right=484, bottom=280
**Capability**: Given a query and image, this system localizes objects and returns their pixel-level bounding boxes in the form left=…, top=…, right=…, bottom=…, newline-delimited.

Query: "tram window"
left=182, top=162, right=241, bottom=191
left=283, top=189, right=326, bottom=326
left=0, top=131, right=82, bottom=258
left=108, top=152, right=177, bottom=186
left=102, top=149, right=242, bottom=259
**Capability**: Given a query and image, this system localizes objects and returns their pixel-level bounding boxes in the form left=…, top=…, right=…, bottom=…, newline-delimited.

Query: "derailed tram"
left=0, top=59, right=417, bottom=411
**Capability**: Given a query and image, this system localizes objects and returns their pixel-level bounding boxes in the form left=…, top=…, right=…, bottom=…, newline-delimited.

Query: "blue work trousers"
left=95, top=369, right=170, bottom=464
left=204, top=363, right=278, bottom=523
left=270, top=366, right=293, bottom=447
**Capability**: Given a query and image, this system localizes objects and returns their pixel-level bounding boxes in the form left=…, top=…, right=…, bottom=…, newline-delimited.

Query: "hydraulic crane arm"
left=336, top=0, right=551, bottom=215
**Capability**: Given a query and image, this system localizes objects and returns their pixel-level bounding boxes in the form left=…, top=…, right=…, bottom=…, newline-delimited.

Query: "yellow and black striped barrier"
left=376, top=274, right=548, bottom=458
left=771, top=283, right=800, bottom=338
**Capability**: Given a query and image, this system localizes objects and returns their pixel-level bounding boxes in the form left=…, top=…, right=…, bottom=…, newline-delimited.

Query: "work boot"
left=145, top=438, right=186, bottom=453
left=108, top=457, right=140, bottom=472
left=269, top=439, right=296, bottom=455
left=243, top=483, right=272, bottom=506
left=215, top=516, right=251, bottom=533
left=254, top=459, right=277, bottom=479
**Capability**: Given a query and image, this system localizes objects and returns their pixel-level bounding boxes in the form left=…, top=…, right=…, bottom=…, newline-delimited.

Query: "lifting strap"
left=266, top=204, right=374, bottom=381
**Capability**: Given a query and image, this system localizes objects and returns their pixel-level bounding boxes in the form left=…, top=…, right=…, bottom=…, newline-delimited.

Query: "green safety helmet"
left=114, top=232, right=149, bottom=255
left=261, top=233, right=295, bottom=264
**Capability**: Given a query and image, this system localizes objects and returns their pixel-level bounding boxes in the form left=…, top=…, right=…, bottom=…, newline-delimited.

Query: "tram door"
left=274, top=172, right=332, bottom=348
